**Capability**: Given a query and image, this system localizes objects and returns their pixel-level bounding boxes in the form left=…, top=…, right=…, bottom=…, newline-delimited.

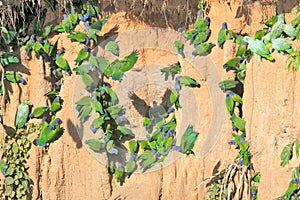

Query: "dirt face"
left=2, top=0, right=300, bottom=199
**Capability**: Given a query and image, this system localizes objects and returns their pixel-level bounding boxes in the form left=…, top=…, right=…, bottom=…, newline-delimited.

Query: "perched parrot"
left=36, top=123, right=64, bottom=146
left=219, top=79, right=239, bottom=91
left=75, top=47, right=90, bottom=65
left=128, top=140, right=137, bottom=154
left=284, top=179, right=299, bottom=199
left=192, top=43, right=215, bottom=55
left=30, top=106, right=49, bottom=118
left=50, top=96, right=61, bottom=113
left=217, top=22, right=228, bottom=48
left=115, top=164, right=124, bottom=182
left=67, top=30, right=87, bottom=43
left=243, top=36, right=274, bottom=61
left=85, top=138, right=102, bottom=152
left=176, top=75, right=200, bottom=87
left=137, top=150, right=157, bottom=172
left=180, top=125, right=199, bottom=155
left=105, top=41, right=119, bottom=56
left=193, top=29, right=211, bottom=45
left=14, top=98, right=29, bottom=129
left=230, top=113, right=246, bottom=131
left=173, top=40, right=184, bottom=56
left=125, top=161, right=136, bottom=176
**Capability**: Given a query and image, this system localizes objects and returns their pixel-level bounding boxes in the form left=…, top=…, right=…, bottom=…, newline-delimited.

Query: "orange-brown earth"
left=2, top=0, right=300, bottom=199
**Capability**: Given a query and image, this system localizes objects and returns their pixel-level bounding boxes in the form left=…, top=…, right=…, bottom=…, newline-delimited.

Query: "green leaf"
left=280, top=143, right=293, bottom=167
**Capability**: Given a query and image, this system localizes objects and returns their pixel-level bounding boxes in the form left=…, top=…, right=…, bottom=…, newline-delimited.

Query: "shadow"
left=67, top=119, right=83, bottom=148
left=128, top=88, right=172, bottom=133
left=212, top=160, right=221, bottom=176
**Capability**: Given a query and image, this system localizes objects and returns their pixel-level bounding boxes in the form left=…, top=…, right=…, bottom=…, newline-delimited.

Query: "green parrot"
left=193, top=43, right=215, bottom=55
left=193, top=29, right=211, bottom=45
left=223, top=57, right=242, bottom=71
left=271, top=38, right=291, bottom=53
left=36, top=123, right=64, bottom=146
left=105, top=41, right=119, bottom=56
left=120, top=50, right=139, bottom=72
left=14, top=98, right=29, bottom=129
left=243, top=36, right=274, bottom=61
left=217, top=22, right=227, bottom=48
left=30, top=106, right=49, bottom=118
left=125, top=161, right=136, bottom=176
left=75, top=47, right=89, bottom=65
left=180, top=125, right=199, bottom=155
left=284, top=179, right=298, bottom=199
left=160, top=63, right=181, bottom=76
left=67, top=30, right=87, bottom=43
left=50, top=96, right=61, bottom=113
left=85, top=138, right=103, bottom=152
left=177, top=76, right=200, bottom=87
left=173, top=40, right=184, bottom=56
left=138, top=150, right=157, bottom=172
left=219, top=78, right=239, bottom=90
left=128, top=140, right=137, bottom=154
left=115, top=164, right=124, bottom=182
left=230, top=113, right=245, bottom=131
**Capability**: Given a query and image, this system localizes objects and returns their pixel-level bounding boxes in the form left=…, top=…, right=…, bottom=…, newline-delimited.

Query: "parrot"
left=75, top=47, right=90, bottom=65
left=119, top=50, right=139, bottom=72
left=271, top=38, right=291, bottom=52
left=230, top=113, right=245, bottom=131
left=176, top=75, right=200, bottom=87
left=128, top=140, right=138, bottom=154
left=284, top=179, right=299, bottom=199
left=137, top=140, right=149, bottom=150
left=67, top=30, right=87, bottom=43
left=115, top=164, right=124, bottom=182
left=50, top=96, right=61, bottom=113
left=223, top=57, right=243, bottom=71
left=243, top=36, right=274, bottom=61
left=173, top=40, right=184, bottom=57
left=193, top=28, right=211, bottom=45
left=170, top=89, right=181, bottom=109
left=254, top=29, right=267, bottom=40
left=217, top=22, right=228, bottom=48
left=36, top=123, right=64, bottom=146
left=30, top=106, right=49, bottom=118
left=218, top=78, right=239, bottom=91
left=85, top=138, right=103, bottom=152
left=125, top=161, right=136, bottom=176
left=180, top=125, right=199, bottom=155
left=137, top=150, right=157, bottom=172
left=14, top=98, right=29, bottom=129
left=55, top=54, right=70, bottom=73
left=226, top=90, right=243, bottom=104
left=194, top=10, right=209, bottom=32
left=5, top=71, right=24, bottom=84
left=160, top=63, right=181, bottom=77
left=105, top=41, right=119, bottom=56
left=192, top=43, right=215, bottom=55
